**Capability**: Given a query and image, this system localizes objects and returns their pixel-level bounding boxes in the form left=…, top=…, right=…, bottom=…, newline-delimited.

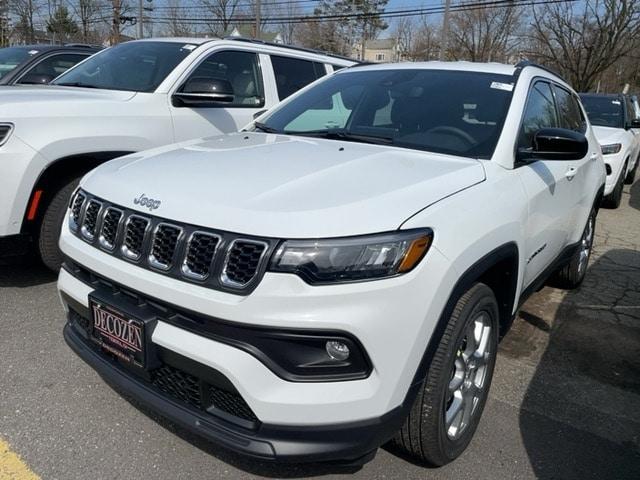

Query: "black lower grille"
left=151, top=364, right=202, bottom=409
left=208, top=386, right=258, bottom=423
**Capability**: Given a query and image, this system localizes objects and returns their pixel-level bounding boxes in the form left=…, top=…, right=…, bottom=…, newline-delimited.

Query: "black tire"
left=393, top=283, right=499, bottom=466
left=602, top=163, right=626, bottom=209
left=38, top=177, right=81, bottom=271
left=625, top=158, right=638, bottom=184
left=551, top=207, right=596, bottom=289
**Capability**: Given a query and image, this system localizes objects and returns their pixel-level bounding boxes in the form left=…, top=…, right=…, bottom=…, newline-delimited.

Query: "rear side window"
left=186, top=50, right=264, bottom=107
left=271, top=55, right=326, bottom=100
left=554, top=86, right=585, bottom=132
left=19, top=53, right=88, bottom=84
left=519, top=82, right=557, bottom=148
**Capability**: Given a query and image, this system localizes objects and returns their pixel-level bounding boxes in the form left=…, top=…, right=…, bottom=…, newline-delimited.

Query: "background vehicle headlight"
left=601, top=143, right=622, bottom=155
left=269, top=229, right=433, bottom=284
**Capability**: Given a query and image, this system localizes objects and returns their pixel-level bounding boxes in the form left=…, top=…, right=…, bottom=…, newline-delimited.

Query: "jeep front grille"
left=81, top=200, right=102, bottom=241
left=122, top=215, right=149, bottom=260
left=68, top=190, right=275, bottom=294
left=149, top=223, right=182, bottom=270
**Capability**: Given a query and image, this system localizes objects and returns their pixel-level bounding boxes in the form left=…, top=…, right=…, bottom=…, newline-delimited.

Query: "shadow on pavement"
left=517, top=249, right=640, bottom=479
left=0, top=254, right=56, bottom=288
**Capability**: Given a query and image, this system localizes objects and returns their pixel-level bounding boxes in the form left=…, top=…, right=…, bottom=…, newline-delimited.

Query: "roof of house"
left=365, top=38, right=396, bottom=50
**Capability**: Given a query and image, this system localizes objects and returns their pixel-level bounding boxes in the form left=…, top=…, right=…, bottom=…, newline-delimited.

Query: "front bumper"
left=63, top=321, right=411, bottom=462
left=603, top=151, right=626, bottom=195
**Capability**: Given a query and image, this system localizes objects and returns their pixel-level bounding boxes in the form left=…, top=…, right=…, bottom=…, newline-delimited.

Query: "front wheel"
left=625, top=158, right=638, bottom=184
left=38, top=177, right=81, bottom=271
left=393, top=283, right=499, bottom=466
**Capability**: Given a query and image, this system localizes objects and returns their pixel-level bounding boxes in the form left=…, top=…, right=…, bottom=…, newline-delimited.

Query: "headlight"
left=601, top=143, right=622, bottom=155
left=0, top=123, right=13, bottom=146
left=269, top=229, right=433, bottom=284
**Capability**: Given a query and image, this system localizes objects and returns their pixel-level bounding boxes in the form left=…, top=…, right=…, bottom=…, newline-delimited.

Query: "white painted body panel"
left=592, top=125, right=640, bottom=195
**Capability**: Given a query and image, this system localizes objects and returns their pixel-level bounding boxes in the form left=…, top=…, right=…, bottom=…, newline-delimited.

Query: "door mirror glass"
left=173, top=77, right=235, bottom=107
left=630, top=118, right=640, bottom=129
left=517, top=127, right=588, bottom=162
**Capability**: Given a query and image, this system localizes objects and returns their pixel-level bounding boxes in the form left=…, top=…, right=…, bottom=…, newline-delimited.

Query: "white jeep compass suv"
left=0, top=37, right=353, bottom=269
left=58, top=61, right=605, bottom=466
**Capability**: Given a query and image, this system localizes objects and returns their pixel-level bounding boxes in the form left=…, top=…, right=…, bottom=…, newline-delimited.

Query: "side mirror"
left=517, top=128, right=588, bottom=163
left=19, top=73, right=54, bottom=85
left=172, top=77, right=234, bottom=108
left=630, top=119, right=640, bottom=129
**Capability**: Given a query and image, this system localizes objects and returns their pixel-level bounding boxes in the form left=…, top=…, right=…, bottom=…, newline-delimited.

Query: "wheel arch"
left=408, top=242, right=520, bottom=392
left=21, top=151, right=134, bottom=233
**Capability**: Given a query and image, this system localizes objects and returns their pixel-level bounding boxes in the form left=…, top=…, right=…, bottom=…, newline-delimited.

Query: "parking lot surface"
left=1, top=181, right=639, bottom=480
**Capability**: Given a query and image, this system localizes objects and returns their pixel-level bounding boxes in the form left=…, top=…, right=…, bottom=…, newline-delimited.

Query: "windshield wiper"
left=55, top=82, right=100, bottom=89
left=287, top=128, right=394, bottom=146
left=253, top=121, right=280, bottom=133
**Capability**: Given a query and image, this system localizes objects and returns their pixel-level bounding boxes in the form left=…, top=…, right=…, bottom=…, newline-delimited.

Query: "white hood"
left=82, top=132, right=486, bottom=238
left=0, top=86, right=135, bottom=116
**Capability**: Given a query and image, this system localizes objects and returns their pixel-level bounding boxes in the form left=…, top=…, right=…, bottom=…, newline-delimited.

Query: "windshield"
left=579, top=95, right=624, bottom=129
left=259, top=69, right=515, bottom=158
left=0, top=47, right=35, bottom=79
left=53, top=41, right=195, bottom=92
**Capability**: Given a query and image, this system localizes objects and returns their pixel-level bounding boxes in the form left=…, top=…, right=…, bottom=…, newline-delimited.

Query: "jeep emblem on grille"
left=133, top=194, right=161, bottom=211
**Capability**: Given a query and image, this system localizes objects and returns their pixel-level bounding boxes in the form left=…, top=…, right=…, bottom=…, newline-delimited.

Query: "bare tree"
left=396, top=15, right=440, bottom=61
left=447, top=1, right=522, bottom=62
left=164, top=0, right=192, bottom=37
left=12, top=0, right=41, bottom=44
left=526, top=0, right=640, bottom=91
left=71, top=0, right=104, bottom=43
left=200, top=0, right=242, bottom=36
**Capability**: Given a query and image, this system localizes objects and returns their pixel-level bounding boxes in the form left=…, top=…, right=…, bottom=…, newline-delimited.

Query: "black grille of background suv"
left=69, top=190, right=274, bottom=295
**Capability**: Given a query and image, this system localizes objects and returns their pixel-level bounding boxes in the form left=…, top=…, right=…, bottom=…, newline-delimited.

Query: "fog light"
left=326, top=341, right=350, bottom=361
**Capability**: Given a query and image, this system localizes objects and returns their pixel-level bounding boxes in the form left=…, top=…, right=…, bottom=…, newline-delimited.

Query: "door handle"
left=565, top=167, right=577, bottom=180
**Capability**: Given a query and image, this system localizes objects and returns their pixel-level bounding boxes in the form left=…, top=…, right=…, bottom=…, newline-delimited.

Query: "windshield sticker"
left=490, top=81, right=514, bottom=92
left=28, top=50, right=39, bottom=55
left=181, top=44, right=197, bottom=51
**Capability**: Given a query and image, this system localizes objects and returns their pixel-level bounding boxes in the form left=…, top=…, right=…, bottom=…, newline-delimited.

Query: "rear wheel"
left=38, top=177, right=81, bottom=271
left=552, top=207, right=596, bottom=289
left=603, top=163, right=626, bottom=209
left=393, top=283, right=499, bottom=466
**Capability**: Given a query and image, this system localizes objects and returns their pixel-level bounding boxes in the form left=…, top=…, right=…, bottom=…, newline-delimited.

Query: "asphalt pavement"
left=1, top=181, right=639, bottom=480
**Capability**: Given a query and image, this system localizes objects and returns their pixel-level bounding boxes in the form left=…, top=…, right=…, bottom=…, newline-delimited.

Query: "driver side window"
left=519, top=81, right=557, bottom=149
left=184, top=51, right=264, bottom=107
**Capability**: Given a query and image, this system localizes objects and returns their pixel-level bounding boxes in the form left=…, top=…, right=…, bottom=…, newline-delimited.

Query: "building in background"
left=352, top=38, right=400, bottom=63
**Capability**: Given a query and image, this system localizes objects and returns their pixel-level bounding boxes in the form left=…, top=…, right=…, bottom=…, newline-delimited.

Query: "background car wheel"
left=602, top=164, right=626, bottom=209
left=392, top=283, right=499, bottom=466
left=551, top=207, right=596, bottom=289
left=625, top=158, right=638, bottom=184
left=38, top=177, right=81, bottom=271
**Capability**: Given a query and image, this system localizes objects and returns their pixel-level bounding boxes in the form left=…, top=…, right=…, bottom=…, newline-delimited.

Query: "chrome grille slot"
left=121, top=215, right=149, bottom=261
left=69, top=191, right=86, bottom=231
left=221, top=240, right=268, bottom=288
left=182, top=232, right=220, bottom=280
left=80, top=200, right=102, bottom=241
left=149, top=223, right=182, bottom=270
left=98, top=207, right=123, bottom=250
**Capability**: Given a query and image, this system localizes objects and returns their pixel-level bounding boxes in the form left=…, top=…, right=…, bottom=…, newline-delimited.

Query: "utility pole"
left=111, top=0, right=121, bottom=45
left=255, top=0, right=261, bottom=39
left=138, top=0, right=144, bottom=38
left=439, top=0, right=451, bottom=60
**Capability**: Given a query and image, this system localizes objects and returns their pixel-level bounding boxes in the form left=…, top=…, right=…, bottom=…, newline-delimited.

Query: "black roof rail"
left=514, top=60, right=568, bottom=84
left=223, top=37, right=359, bottom=63
left=63, top=43, right=102, bottom=49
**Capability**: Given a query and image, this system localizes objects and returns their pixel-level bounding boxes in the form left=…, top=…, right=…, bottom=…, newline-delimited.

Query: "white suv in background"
left=58, top=61, right=604, bottom=466
left=579, top=93, right=640, bottom=207
left=0, top=37, right=354, bottom=269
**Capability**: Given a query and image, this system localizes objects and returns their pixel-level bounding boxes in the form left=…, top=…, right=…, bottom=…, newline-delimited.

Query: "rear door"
left=516, top=80, right=579, bottom=287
